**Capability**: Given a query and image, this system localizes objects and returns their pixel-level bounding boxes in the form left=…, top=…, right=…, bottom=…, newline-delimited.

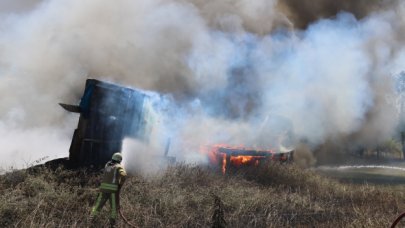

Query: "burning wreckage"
left=60, top=79, right=294, bottom=171
left=60, top=79, right=157, bottom=167
left=204, top=145, right=294, bottom=174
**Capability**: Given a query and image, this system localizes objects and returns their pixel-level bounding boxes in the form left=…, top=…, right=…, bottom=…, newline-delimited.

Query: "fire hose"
left=119, top=208, right=138, bottom=228
left=391, top=212, right=405, bottom=228
left=118, top=181, right=138, bottom=228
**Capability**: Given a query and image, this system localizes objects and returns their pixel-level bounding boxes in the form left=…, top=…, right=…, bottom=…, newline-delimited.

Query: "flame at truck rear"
left=202, top=144, right=294, bottom=174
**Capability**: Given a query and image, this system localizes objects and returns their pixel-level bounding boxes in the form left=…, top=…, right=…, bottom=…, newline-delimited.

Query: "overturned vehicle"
left=58, top=79, right=293, bottom=171
left=60, top=79, right=156, bottom=167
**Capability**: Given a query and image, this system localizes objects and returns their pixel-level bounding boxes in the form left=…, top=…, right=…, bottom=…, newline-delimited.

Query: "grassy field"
left=316, top=163, right=405, bottom=185
left=1, top=163, right=405, bottom=227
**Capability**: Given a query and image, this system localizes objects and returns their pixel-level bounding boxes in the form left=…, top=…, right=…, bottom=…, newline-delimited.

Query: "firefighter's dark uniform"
left=91, top=160, right=127, bottom=225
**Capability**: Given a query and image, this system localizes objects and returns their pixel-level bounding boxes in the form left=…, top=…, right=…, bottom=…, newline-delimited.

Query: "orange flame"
left=222, top=153, right=227, bottom=174
left=201, top=144, right=276, bottom=174
left=230, top=155, right=265, bottom=166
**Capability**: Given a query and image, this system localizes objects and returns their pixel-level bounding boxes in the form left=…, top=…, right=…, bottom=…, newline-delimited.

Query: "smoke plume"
left=1, top=0, right=405, bottom=171
left=279, top=0, right=396, bottom=29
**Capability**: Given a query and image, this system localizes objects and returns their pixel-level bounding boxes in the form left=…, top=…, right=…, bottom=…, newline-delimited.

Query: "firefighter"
left=90, top=152, right=127, bottom=227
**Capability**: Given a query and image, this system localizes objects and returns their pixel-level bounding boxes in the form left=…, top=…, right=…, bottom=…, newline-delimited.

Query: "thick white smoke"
left=1, top=0, right=405, bottom=171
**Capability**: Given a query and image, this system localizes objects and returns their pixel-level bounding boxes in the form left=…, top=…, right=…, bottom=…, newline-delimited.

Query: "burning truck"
left=204, top=145, right=294, bottom=174
left=60, top=79, right=293, bottom=170
left=60, top=79, right=156, bottom=167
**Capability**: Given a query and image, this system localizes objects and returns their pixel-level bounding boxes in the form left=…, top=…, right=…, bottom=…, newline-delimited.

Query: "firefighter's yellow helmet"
left=112, top=152, right=122, bottom=162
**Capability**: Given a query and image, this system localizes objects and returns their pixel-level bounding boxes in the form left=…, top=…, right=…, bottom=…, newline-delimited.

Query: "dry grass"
left=1, top=163, right=405, bottom=227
